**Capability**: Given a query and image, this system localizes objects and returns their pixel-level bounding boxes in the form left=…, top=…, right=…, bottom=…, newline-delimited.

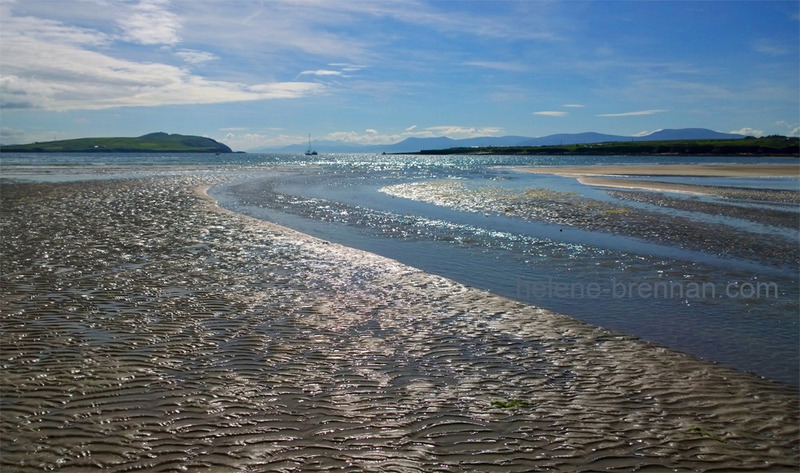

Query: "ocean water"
left=2, top=152, right=798, bottom=385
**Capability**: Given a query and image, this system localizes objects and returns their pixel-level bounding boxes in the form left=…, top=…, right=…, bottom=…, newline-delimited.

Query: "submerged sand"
left=1, top=177, right=798, bottom=472
left=381, top=180, right=798, bottom=268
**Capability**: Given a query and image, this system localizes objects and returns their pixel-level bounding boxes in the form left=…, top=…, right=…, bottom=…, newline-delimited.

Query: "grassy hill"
left=414, top=136, right=799, bottom=157
left=0, top=132, right=232, bottom=153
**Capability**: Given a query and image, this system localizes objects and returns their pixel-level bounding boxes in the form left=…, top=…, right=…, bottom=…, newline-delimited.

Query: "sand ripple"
left=1, top=178, right=798, bottom=471
left=380, top=180, right=799, bottom=268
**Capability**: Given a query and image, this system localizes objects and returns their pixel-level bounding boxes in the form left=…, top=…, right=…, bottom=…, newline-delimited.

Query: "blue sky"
left=1, top=0, right=798, bottom=151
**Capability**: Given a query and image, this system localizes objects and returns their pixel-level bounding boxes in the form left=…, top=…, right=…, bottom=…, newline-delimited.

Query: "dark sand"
left=1, top=178, right=798, bottom=472
left=381, top=180, right=799, bottom=268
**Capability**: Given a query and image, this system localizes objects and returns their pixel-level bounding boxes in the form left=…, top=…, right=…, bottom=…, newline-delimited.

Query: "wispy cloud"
left=753, top=38, right=791, bottom=56
left=730, top=127, right=764, bottom=137
left=463, top=61, right=528, bottom=72
left=0, top=2, right=326, bottom=111
left=563, top=104, right=585, bottom=108
left=175, top=49, right=218, bottom=64
left=330, top=63, right=367, bottom=72
left=597, top=109, right=667, bottom=117
left=316, top=125, right=504, bottom=146
left=533, top=111, right=568, bottom=117
left=117, top=0, right=182, bottom=46
left=423, top=125, right=503, bottom=138
left=300, top=70, right=344, bottom=77
left=776, top=121, right=800, bottom=137
left=0, top=36, right=324, bottom=110
left=297, top=64, right=365, bottom=80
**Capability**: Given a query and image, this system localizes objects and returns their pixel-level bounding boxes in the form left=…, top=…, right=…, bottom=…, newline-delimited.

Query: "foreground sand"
left=1, top=177, right=798, bottom=472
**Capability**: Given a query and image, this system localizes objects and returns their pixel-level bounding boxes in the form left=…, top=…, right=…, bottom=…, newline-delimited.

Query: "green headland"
left=410, top=136, right=799, bottom=157
left=0, top=132, right=232, bottom=153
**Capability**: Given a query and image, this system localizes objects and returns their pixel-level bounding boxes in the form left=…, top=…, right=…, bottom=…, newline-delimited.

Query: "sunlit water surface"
left=3, top=152, right=798, bottom=385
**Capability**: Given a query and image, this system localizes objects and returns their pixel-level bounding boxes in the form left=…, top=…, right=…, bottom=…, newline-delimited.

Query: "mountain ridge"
left=251, top=128, right=747, bottom=153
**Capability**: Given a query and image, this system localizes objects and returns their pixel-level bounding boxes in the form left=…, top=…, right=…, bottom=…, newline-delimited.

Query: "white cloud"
left=305, top=125, right=505, bottom=147
left=597, top=109, right=667, bottom=117
left=300, top=70, right=344, bottom=76
left=563, top=104, right=584, bottom=108
left=423, top=126, right=503, bottom=138
left=117, top=0, right=181, bottom=46
left=0, top=43, right=324, bottom=110
left=2, top=13, right=110, bottom=47
left=0, top=6, right=325, bottom=111
left=175, top=49, right=218, bottom=64
left=329, top=63, right=366, bottom=72
left=223, top=132, right=297, bottom=151
left=776, top=121, right=800, bottom=137
left=533, top=111, right=568, bottom=117
left=297, top=64, right=365, bottom=79
left=730, top=127, right=764, bottom=137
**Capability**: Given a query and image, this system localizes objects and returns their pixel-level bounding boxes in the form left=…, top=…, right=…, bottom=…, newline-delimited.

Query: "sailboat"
left=305, top=133, right=318, bottom=156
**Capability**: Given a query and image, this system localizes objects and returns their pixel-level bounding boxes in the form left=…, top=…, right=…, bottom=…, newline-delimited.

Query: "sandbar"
left=518, top=163, right=800, bottom=178
left=516, top=163, right=800, bottom=196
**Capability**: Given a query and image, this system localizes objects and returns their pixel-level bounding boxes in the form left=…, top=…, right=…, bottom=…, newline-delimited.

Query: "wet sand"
left=576, top=176, right=800, bottom=201
left=578, top=177, right=712, bottom=196
left=518, top=163, right=800, bottom=197
left=1, top=177, right=798, bottom=472
left=382, top=180, right=799, bottom=268
left=519, top=163, right=800, bottom=178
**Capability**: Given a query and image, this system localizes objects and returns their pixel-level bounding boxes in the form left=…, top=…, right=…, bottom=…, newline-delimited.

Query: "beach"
left=1, top=176, right=798, bottom=471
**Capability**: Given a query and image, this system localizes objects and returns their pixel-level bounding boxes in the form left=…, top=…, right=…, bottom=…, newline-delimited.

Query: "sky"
left=1, top=0, right=798, bottom=151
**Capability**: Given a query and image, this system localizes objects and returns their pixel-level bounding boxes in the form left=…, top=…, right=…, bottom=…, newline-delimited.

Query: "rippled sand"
left=381, top=180, right=799, bottom=268
left=1, top=178, right=798, bottom=472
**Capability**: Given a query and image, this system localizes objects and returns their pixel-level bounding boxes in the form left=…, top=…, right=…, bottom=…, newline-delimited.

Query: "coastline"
left=1, top=177, right=798, bottom=471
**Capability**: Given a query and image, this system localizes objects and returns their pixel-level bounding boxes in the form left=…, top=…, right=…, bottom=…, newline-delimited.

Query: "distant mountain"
left=0, top=132, right=232, bottom=153
left=517, top=132, right=630, bottom=146
left=250, top=128, right=745, bottom=154
left=640, top=128, right=745, bottom=141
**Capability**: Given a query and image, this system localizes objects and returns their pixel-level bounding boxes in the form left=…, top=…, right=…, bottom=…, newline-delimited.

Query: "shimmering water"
left=3, top=152, right=799, bottom=386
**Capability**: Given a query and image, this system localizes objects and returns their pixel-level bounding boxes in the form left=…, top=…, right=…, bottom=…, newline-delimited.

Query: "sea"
left=2, top=152, right=798, bottom=386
